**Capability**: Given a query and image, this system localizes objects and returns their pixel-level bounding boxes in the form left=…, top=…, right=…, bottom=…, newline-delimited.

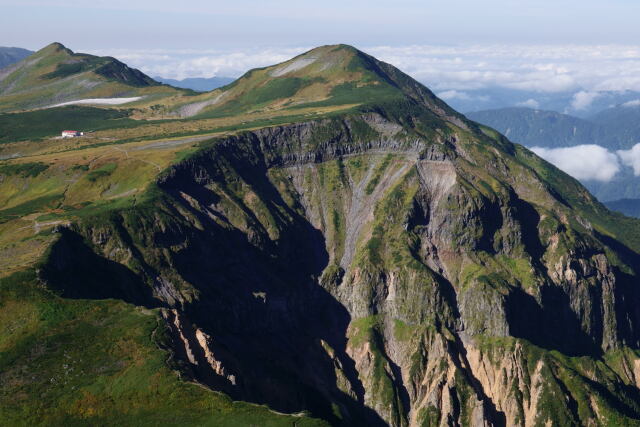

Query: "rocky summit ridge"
left=1, top=44, right=640, bottom=426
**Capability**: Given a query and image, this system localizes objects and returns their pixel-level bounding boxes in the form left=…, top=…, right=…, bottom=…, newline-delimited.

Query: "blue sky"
left=2, top=0, right=640, bottom=50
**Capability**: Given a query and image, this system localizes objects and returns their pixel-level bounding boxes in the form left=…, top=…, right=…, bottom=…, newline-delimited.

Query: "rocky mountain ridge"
left=39, top=105, right=640, bottom=425
left=1, top=43, right=640, bottom=426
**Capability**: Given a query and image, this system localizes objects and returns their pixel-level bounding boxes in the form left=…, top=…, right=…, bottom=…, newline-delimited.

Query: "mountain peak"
left=179, top=43, right=465, bottom=126
left=259, top=44, right=364, bottom=78
left=47, top=41, right=67, bottom=50
left=0, top=42, right=168, bottom=112
left=37, top=42, right=72, bottom=56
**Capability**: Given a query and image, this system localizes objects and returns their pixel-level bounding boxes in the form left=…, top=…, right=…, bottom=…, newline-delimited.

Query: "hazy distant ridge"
left=467, top=106, right=640, bottom=150
left=154, top=76, right=235, bottom=92
left=0, top=47, right=33, bottom=69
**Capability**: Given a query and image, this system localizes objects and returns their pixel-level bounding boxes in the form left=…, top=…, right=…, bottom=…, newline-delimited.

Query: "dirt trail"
left=133, top=135, right=211, bottom=150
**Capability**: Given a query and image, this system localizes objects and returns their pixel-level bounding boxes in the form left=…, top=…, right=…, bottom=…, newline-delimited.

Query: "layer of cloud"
left=517, top=99, right=540, bottom=108
left=622, top=99, right=640, bottom=107
left=88, top=47, right=307, bottom=79
left=531, top=145, right=621, bottom=182
left=530, top=143, right=640, bottom=182
left=86, top=44, right=640, bottom=92
left=618, top=145, right=640, bottom=176
left=570, top=91, right=600, bottom=110
left=436, top=90, right=490, bottom=102
left=368, top=44, right=640, bottom=93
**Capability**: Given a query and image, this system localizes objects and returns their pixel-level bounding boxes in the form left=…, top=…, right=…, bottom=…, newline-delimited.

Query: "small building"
left=61, top=130, right=83, bottom=138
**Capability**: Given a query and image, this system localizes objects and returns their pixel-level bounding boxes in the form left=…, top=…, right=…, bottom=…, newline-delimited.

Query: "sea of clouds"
left=531, top=143, right=640, bottom=182
left=88, top=44, right=640, bottom=97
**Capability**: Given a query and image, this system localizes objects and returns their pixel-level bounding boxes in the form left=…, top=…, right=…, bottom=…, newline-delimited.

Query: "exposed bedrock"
left=40, top=113, right=640, bottom=425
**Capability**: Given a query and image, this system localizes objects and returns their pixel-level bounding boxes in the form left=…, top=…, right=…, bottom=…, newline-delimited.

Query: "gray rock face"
left=41, top=112, right=640, bottom=425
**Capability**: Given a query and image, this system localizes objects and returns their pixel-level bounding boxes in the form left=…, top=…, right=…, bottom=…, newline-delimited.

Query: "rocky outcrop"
left=162, top=308, right=238, bottom=391
left=40, top=112, right=640, bottom=425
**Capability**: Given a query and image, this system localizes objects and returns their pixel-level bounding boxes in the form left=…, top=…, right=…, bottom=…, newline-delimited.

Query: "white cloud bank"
left=88, top=47, right=307, bottom=80
left=437, top=90, right=490, bottom=102
left=530, top=144, right=621, bottom=182
left=86, top=44, right=640, bottom=94
left=570, top=91, right=600, bottom=110
left=517, top=99, right=540, bottom=108
left=618, top=145, right=640, bottom=176
left=530, top=143, right=640, bottom=182
left=622, top=99, right=640, bottom=107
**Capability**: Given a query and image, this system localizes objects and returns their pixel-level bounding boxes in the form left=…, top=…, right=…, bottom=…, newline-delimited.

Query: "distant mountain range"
left=0, top=47, right=33, bottom=69
left=154, top=76, right=235, bottom=91
left=439, top=86, right=640, bottom=117
left=589, top=103, right=640, bottom=145
left=604, top=198, right=640, bottom=217
left=466, top=105, right=640, bottom=150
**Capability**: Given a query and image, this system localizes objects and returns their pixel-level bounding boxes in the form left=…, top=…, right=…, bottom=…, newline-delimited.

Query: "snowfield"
left=48, top=97, right=143, bottom=107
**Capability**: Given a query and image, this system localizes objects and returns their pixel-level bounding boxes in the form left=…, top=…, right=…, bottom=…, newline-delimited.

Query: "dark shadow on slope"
left=40, top=228, right=160, bottom=308
left=594, top=231, right=640, bottom=348
left=512, top=196, right=544, bottom=263
left=610, top=267, right=640, bottom=349
left=504, top=200, right=616, bottom=357
left=162, top=309, right=238, bottom=394
left=477, top=199, right=504, bottom=254
left=582, top=376, right=640, bottom=420
left=595, top=231, right=640, bottom=272
left=506, top=286, right=602, bottom=357
left=157, top=142, right=387, bottom=426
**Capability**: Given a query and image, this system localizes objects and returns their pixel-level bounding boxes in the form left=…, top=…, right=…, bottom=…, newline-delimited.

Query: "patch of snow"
left=48, top=97, right=143, bottom=107
left=270, top=57, right=317, bottom=77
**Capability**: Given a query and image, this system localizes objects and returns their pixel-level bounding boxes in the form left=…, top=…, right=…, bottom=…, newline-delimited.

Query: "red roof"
left=62, top=130, right=78, bottom=133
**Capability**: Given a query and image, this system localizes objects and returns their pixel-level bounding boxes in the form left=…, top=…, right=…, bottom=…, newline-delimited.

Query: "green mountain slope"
left=0, top=43, right=182, bottom=113
left=1, top=44, right=640, bottom=426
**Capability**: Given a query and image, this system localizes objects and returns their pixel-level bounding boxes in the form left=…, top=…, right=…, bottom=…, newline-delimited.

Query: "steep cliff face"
left=38, top=106, right=640, bottom=425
